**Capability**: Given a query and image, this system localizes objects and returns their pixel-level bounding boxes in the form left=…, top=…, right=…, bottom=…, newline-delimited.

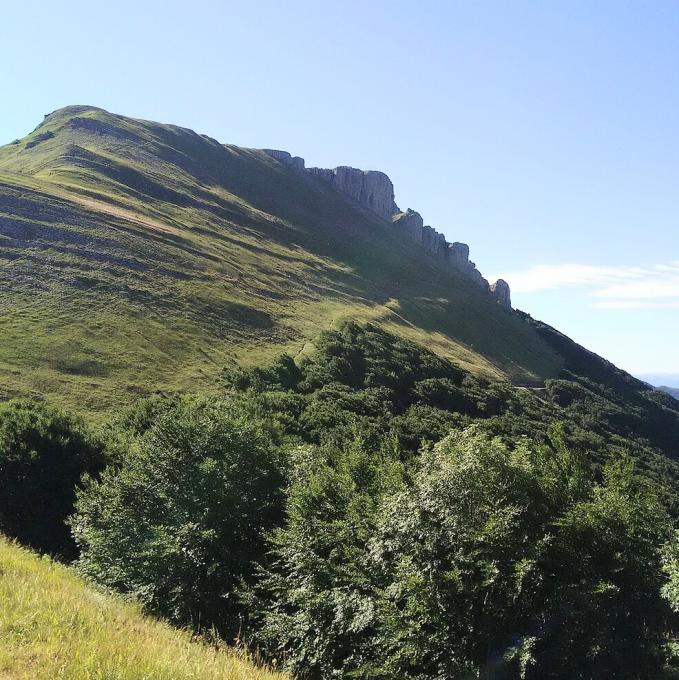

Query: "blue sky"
left=2, top=0, right=678, bottom=379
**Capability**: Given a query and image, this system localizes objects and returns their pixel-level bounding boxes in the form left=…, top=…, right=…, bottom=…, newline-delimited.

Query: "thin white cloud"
left=592, top=300, right=679, bottom=310
left=593, top=279, right=679, bottom=299
left=496, top=264, right=648, bottom=293
left=494, top=260, right=679, bottom=310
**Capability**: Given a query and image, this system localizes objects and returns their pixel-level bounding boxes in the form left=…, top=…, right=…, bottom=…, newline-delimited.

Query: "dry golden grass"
left=0, top=537, right=286, bottom=680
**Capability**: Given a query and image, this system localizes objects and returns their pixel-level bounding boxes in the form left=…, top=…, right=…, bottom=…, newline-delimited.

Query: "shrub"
left=0, top=399, right=105, bottom=558
left=255, top=428, right=676, bottom=679
left=252, top=438, right=400, bottom=678
left=371, top=431, right=674, bottom=679
left=72, top=397, right=286, bottom=636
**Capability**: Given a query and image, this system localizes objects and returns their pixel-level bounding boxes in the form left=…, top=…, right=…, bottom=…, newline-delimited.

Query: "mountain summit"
left=4, top=106, right=679, bottom=679
left=0, top=105, right=620, bottom=414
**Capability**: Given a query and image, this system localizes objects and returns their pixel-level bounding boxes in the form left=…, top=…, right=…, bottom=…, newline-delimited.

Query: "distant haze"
left=637, top=374, right=679, bottom=389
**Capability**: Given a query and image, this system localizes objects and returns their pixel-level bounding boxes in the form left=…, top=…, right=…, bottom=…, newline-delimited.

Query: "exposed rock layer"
left=490, top=279, right=512, bottom=308
left=392, top=210, right=491, bottom=292
left=307, top=166, right=398, bottom=220
left=263, top=149, right=305, bottom=171
left=262, top=149, right=511, bottom=307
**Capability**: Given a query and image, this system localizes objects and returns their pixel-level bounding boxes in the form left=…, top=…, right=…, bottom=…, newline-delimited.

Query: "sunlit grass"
left=0, top=106, right=563, bottom=420
left=0, top=537, right=285, bottom=680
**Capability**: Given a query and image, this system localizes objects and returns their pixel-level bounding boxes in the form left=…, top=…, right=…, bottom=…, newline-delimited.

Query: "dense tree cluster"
left=71, top=397, right=286, bottom=636
left=254, top=429, right=674, bottom=678
left=3, top=322, right=679, bottom=678
left=0, top=399, right=105, bottom=558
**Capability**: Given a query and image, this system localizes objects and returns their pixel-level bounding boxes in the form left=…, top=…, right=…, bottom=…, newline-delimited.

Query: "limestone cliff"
left=391, top=210, right=487, bottom=288
left=263, top=149, right=306, bottom=171
left=490, top=279, right=512, bottom=308
left=262, top=149, right=511, bottom=307
left=307, top=166, right=399, bottom=220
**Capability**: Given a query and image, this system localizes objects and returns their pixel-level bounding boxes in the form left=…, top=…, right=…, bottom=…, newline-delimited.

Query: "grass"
left=0, top=537, right=285, bottom=680
left=0, top=105, right=563, bottom=419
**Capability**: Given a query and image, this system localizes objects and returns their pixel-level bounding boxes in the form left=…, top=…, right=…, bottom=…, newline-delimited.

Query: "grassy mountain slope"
left=0, top=536, right=283, bottom=680
left=0, top=106, right=562, bottom=416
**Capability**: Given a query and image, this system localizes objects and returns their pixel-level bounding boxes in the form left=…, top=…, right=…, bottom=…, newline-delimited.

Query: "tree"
left=252, top=438, right=402, bottom=679
left=370, top=429, right=674, bottom=679
left=0, top=399, right=105, bottom=558
left=72, top=397, right=286, bottom=636
left=256, top=427, right=676, bottom=679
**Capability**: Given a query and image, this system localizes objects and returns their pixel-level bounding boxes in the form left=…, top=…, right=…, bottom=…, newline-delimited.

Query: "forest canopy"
left=3, top=323, right=679, bottom=678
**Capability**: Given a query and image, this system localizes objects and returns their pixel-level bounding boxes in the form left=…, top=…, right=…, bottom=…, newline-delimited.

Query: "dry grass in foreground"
left=0, top=537, right=285, bottom=680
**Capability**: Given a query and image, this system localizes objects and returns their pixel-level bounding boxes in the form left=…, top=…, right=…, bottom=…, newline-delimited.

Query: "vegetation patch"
left=0, top=537, right=285, bottom=680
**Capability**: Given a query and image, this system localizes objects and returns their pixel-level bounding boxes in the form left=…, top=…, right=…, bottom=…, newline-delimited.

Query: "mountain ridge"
left=661, top=386, right=679, bottom=400
left=262, top=146, right=511, bottom=305
left=4, top=105, right=679, bottom=680
left=0, top=104, right=649, bottom=417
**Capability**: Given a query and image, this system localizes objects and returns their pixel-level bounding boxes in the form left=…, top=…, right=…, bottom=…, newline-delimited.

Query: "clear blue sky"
left=3, top=0, right=678, bottom=379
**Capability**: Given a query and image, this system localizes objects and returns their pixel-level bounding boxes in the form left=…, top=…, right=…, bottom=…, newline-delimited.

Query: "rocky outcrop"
left=394, top=208, right=424, bottom=240
left=262, top=148, right=511, bottom=307
left=391, top=207, right=512, bottom=305
left=265, top=154, right=398, bottom=220
left=490, top=279, right=511, bottom=308
left=263, top=149, right=305, bottom=171
left=308, top=166, right=399, bottom=220
left=448, top=241, right=469, bottom=267
left=393, top=212, right=491, bottom=293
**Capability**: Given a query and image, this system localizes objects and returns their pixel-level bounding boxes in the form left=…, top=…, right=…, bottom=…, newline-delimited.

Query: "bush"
left=371, top=430, right=674, bottom=678
left=411, top=377, right=475, bottom=413
left=252, top=437, right=401, bottom=678
left=72, top=397, right=286, bottom=636
left=255, top=428, right=676, bottom=679
left=0, top=399, right=105, bottom=558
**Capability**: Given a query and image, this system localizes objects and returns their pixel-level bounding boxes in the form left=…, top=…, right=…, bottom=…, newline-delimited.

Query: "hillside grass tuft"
left=0, top=537, right=285, bottom=680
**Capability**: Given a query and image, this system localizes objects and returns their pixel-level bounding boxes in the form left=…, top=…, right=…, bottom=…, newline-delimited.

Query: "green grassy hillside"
left=0, top=106, right=562, bottom=416
left=0, top=536, right=284, bottom=680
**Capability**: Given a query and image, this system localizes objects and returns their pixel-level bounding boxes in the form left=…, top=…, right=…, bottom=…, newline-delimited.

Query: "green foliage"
left=251, top=438, right=403, bottom=679
left=374, top=434, right=673, bottom=679
left=255, top=428, right=675, bottom=679
left=224, top=323, right=679, bottom=502
left=222, top=322, right=492, bottom=452
left=5, top=104, right=679, bottom=678
left=5, top=322, right=678, bottom=677
left=84, top=323, right=671, bottom=676
left=72, top=397, right=286, bottom=636
left=296, top=322, right=463, bottom=395
left=224, top=355, right=303, bottom=393
left=0, top=399, right=105, bottom=558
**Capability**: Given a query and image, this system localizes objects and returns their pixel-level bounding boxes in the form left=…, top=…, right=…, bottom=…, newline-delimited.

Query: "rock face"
left=263, top=149, right=305, bottom=171
left=449, top=242, right=469, bottom=267
left=308, top=166, right=399, bottom=220
left=261, top=148, right=511, bottom=307
left=393, top=212, right=491, bottom=292
left=490, top=279, right=512, bottom=308
left=395, top=209, right=424, bottom=240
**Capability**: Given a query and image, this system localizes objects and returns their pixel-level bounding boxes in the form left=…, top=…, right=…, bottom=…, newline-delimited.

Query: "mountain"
left=5, top=106, right=679, bottom=679
left=635, top=374, right=679, bottom=401
left=660, top=386, right=679, bottom=400
left=0, top=536, right=283, bottom=679
left=639, top=373, right=679, bottom=389
left=0, top=105, right=562, bottom=415
left=0, top=105, right=673, bottom=428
